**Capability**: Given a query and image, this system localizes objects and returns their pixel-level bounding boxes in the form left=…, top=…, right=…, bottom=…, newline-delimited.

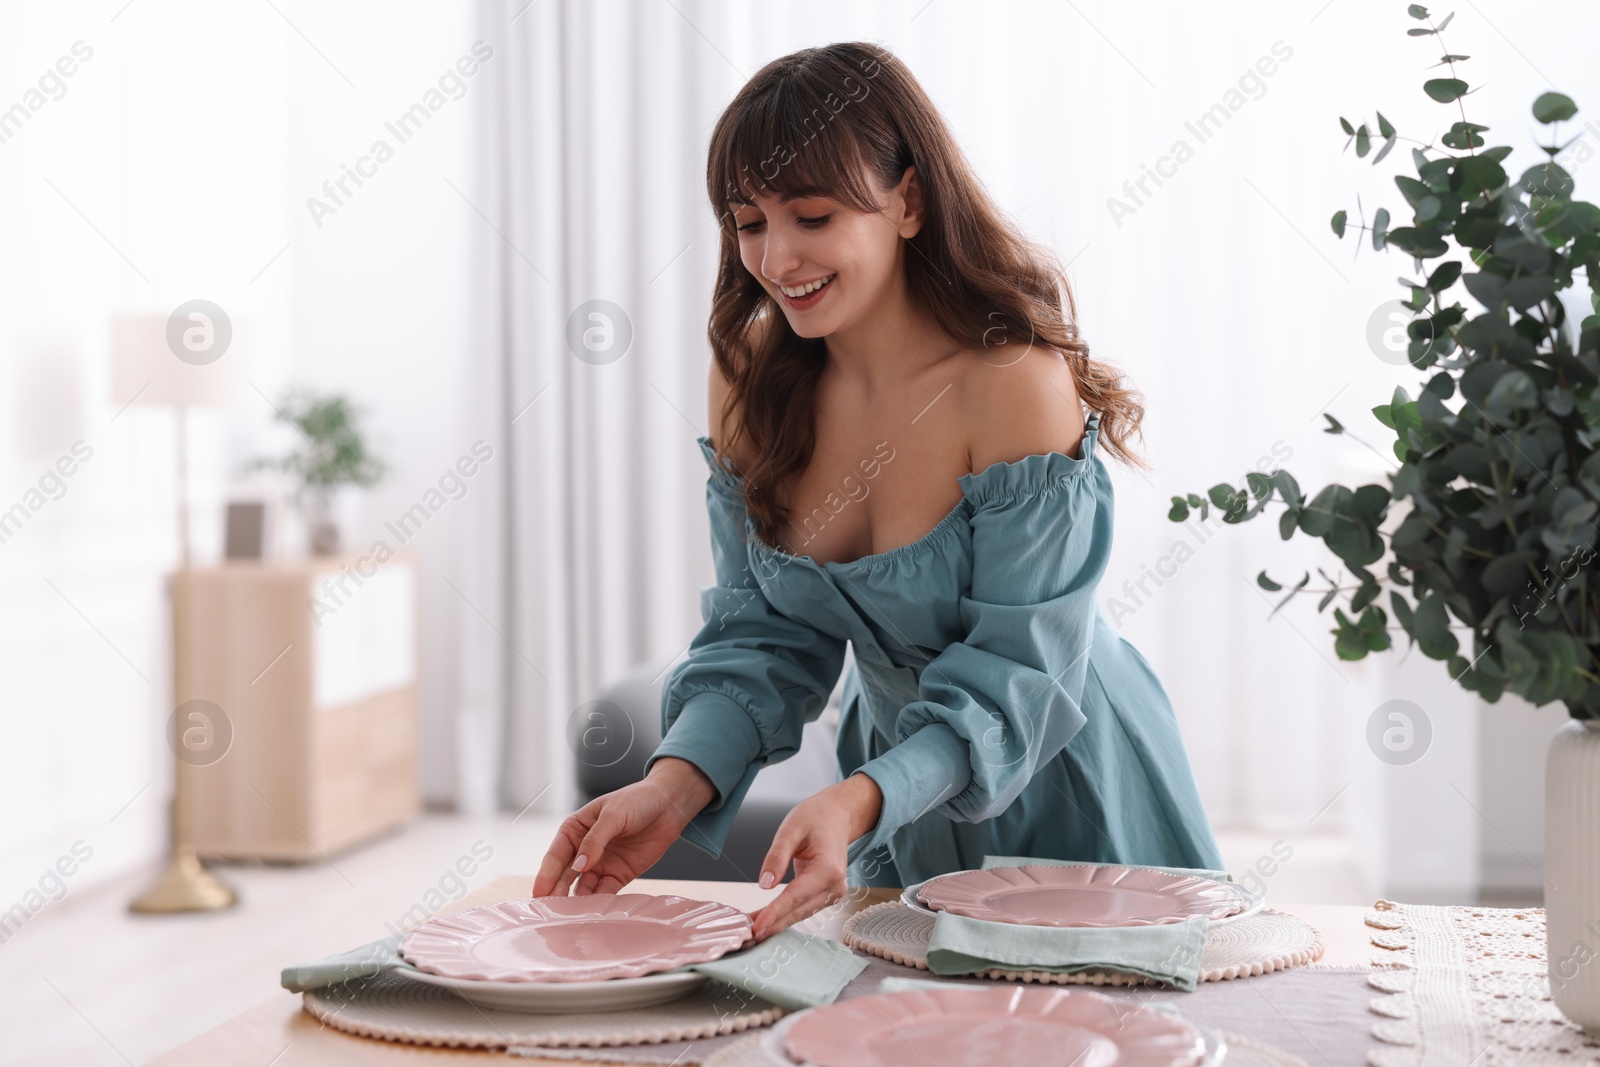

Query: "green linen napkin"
left=918, top=855, right=1231, bottom=992
left=280, top=924, right=865, bottom=1011
left=925, top=911, right=1209, bottom=991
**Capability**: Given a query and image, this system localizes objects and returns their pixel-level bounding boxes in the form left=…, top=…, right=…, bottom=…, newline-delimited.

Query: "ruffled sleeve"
left=845, top=419, right=1109, bottom=867
left=645, top=437, right=849, bottom=860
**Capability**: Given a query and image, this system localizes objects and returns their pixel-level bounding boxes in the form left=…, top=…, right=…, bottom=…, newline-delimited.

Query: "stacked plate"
left=900, top=864, right=1265, bottom=928
left=394, top=893, right=752, bottom=1012
left=760, top=986, right=1225, bottom=1067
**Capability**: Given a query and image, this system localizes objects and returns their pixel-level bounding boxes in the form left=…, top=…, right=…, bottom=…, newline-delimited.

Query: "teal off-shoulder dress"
left=644, top=412, right=1224, bottom=888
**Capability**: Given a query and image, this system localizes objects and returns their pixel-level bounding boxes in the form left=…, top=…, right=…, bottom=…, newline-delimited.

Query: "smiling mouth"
left=777, top=274, right=835, bottom=299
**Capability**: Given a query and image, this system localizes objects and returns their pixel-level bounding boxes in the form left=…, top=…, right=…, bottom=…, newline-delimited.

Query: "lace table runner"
left=1365, top=898, right=1600, bottom=1064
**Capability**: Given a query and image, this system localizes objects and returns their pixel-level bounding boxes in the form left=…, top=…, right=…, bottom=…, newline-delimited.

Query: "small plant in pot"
left=1166, top=6, right=1600, bottom=1028
left=249, top=390, right=386, bottom=556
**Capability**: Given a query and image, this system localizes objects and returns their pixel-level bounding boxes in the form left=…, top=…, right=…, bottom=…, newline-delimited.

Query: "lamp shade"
left=112, top=311, right=249, bottom=408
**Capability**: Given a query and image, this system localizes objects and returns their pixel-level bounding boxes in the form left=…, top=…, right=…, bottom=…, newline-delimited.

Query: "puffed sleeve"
left=844, top=441, right=1109, bottom=868
left=645, top=436, right=849, bottom=860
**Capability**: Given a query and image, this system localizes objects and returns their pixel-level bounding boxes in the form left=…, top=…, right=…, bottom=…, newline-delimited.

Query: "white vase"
left=1546, top=718, right=1600, bottom=1031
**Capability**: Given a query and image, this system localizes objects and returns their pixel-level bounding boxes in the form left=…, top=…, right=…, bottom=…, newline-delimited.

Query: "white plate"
left=393, top=964, right=707, bottom=1013
left=900, top=871, right=1266, bottom=928
left=759, top=999, right=1228, bottom=1067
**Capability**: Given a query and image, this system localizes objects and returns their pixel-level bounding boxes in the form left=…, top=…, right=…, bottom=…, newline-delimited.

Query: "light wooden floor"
left=1, top=816, right=1369, bottom=1067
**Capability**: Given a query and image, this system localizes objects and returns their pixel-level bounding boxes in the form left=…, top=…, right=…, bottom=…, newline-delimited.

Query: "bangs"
left=709, top=61, right=894, bottom=218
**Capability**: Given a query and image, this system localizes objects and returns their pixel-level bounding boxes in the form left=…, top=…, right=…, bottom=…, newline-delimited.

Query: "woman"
left=534, top=42, right=1222, bottom=941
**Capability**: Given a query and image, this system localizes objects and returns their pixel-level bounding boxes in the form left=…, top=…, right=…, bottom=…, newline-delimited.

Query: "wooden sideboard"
left=172, top=556, right=420, bottom=861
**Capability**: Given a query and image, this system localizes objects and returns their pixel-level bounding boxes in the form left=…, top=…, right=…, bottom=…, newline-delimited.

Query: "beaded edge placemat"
left=300, top=970, right=786, bottom=1049
left=841, top=901, right=1324, bottom=985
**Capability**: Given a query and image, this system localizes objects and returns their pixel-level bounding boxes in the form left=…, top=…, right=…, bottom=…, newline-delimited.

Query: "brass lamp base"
left=129, top=844, right=237, bottom=913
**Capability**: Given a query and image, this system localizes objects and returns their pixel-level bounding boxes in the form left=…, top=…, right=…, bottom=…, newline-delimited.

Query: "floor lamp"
left=112, top=310, right=247, bottom=913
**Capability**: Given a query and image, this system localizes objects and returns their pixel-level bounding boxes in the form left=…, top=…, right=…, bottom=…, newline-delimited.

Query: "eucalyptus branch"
left=1172, top=4, right=1600, bottom=714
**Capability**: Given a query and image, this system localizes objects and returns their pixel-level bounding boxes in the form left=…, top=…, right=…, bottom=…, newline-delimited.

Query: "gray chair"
left=574, top=659, right=845, bottom=881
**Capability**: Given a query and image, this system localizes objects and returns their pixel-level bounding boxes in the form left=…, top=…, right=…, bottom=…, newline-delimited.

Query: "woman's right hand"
left=532, top=757, right=717, bottom=898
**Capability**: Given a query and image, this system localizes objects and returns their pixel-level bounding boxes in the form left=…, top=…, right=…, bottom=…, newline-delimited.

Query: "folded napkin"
left=918, top=855, right=1232, bottom=992
left=925, top=911, right=1209, bottom=991
left=281, top=923, right=865, bottom=1012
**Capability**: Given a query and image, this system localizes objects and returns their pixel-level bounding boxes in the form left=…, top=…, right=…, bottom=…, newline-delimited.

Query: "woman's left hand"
left=749, top=772, right=883, bottom=941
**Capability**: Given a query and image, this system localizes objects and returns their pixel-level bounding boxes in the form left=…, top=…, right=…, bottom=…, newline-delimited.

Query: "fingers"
left=758, top=827, right=797, bottom=892
left=752, top=860, right=845, bottom=940
left=534, top=798, right=612, bottom=897
left=572, top=807, right=622, bottom=882
left=593, top=872, right=628, bottom=895
left=532, top=814, right=589, bottom=897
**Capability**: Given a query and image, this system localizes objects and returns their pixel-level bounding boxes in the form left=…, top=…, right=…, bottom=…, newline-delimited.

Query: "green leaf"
left=1376, top=111, right=1395, bottom=139
left=1331, top=209, right=1347, bottom=238
left=1323, top=414, right=1345, bottom=434
left=1442, top=121, right=1488, bottom=150
left=1257, top=570, right=1283, bottom=592
left=1424, top=78, right=1469, bottom=103
left=1373, top=207, right=1390, bottom=250
left=1455, top=156, right=1507, bottom=197
left=1426, top=260, right=1462, bottom=291
left=1414, top=593, right=1459, bottom=659
left=1265, top=574, right=1307, bottom=619
left=1351, top=578, right=1381, bottom=613
left=1298, top=485, right=1347, bottom=538
left=1339, top=116, right=1354, bottom=135
left=1246, top=471, right=1273, bottom=500
left=1395, top=175, right=1432, bottom=210
left=1390, top=591, right=1415, bottom=643
left=1533, top=91, right=1578, bottom=124
left=1168, top=498, right=1189, bottom=522
left=1407, top=3, right=1429, bottom=18
left=1270, top=469, right=1303, bottom=508
left=1355, top=124, right=1371, bottom=157
left=1522, top=162, right=1576, bottom=199
left=1486, top=370, right=1538, bottom=418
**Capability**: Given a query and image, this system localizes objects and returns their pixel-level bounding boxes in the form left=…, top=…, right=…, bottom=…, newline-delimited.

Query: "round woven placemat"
left=841, top=902, right=1323, bottom=985
left=703, top=1026, right=1308, bottom=1066
left=300, top=971, right=785, bottom=1049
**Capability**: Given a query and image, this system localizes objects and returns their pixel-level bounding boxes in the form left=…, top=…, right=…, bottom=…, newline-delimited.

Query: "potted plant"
left=249, top=390, right=386, bottom=555
left=1167, top=4, right=1600, bottom=1028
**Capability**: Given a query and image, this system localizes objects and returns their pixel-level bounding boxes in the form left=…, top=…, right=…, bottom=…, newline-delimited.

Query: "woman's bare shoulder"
left=954, top=346, right=1086, bottom=473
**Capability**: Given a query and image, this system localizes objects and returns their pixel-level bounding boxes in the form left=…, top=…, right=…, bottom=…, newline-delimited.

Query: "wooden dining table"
left=147, top=875, right=1374, bottom=1066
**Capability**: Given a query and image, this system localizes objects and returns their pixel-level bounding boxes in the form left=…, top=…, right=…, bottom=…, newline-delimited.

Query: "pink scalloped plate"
left=916, top=864, right=1245, bottom=928
left=783, top=986, right=1210, bottom=1067
left=397, top=894, right=753, bottom=983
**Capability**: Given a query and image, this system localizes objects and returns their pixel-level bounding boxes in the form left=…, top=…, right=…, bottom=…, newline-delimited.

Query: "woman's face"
left=729, top=167, right=923, bottom=339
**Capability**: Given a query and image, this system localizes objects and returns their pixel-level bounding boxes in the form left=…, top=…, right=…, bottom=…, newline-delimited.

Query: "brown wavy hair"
left=705, top=41, right=1145, bottom=546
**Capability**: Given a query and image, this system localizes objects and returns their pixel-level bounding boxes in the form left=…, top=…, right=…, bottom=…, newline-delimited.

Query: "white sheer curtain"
left=463, top=0, right=1585, bottom=899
